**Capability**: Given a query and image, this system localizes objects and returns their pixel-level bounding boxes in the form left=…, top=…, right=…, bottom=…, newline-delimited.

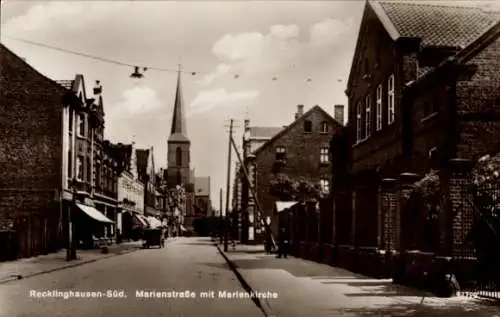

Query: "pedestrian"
left=265, top=229, right=272, bottom=254
left=277, top=227, right=288, bottom=258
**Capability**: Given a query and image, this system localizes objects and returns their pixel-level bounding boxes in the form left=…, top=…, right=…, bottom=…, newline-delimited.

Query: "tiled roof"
left=376, top=1, right=500, bottom=48
left=55, top=80, right=74, bottom=90
left=195, top=177, right=210, bottom=196
left=249, top=127, right=283, bottom=139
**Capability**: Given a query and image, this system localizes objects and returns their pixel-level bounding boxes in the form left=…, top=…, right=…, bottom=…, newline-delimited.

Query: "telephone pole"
left=224, top=119, right=234, bottom=252
left=219, top=188, right=223, bottom=244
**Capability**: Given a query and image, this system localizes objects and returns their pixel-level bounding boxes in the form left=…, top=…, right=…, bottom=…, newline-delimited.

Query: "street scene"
left=1, top=0, right=500, bottom=316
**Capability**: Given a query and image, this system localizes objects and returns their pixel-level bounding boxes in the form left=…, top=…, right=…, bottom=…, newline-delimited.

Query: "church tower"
left=167, top=66, right=191, bottom=188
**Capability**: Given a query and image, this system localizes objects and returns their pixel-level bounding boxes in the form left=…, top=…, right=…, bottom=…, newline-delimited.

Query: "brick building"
left=332, top=1, right=500, bottom=273
left=240, top=105, right=343, bottom=243
left=0, top=44, right=67, bottom=259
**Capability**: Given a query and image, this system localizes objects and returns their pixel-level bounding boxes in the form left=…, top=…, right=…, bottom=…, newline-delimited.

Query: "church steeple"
left=169, top=65, right=189, bottom=143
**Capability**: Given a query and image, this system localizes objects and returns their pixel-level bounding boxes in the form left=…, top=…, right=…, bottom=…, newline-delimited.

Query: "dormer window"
left=304, top=120, right=312, bottom=133
left=320, top=121, right=329, bottom=134
left=276, top=146, right=286, bottom=160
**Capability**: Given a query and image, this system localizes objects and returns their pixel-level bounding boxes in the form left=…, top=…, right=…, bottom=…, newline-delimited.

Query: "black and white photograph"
left=1, top=0, right=500, bottom=316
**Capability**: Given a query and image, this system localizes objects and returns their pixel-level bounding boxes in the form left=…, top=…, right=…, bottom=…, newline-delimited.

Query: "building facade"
left=58, top=74, right=118, bottom=248
left=115, top=142, right=145, bottom=239
left=334, top=0, right=500, bottom=257
left=0, top=44, right=66, bottom=259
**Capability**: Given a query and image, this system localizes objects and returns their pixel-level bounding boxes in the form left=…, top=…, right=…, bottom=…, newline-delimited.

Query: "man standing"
left=277, top=227, right=288, bottom=258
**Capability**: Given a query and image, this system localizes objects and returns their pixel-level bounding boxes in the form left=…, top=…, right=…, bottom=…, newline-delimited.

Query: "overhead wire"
left=3, top=35, right=323, bottom=82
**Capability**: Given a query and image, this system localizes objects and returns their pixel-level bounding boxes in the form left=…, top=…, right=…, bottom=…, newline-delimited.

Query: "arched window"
left=176, top=147, right=182, bottom=166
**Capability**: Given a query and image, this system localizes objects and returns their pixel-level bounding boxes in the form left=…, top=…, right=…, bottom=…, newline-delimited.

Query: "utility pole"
left=219, top=188, right=223, bottom=244
left=224, top=119, right=234, bottom=252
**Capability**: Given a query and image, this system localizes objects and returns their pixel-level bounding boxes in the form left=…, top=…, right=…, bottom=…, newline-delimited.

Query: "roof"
left=195, top=176, right=210, bottom=196
left=253, top=105, right=342, bottom=156
left=249, top=127, right=284, bottom=139
left=372, top=1, right=500, bottom=48
left=0, top=43, right=67, bottom=96
left=275, top=201, right=298, bottom=213
left=169, top=68, right=189, bottom=142
left=406, top=18, right=500, bottom=91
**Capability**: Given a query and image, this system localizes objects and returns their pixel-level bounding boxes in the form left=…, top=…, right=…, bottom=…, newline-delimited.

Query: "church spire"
left=169, top=64, right=189, bottom=142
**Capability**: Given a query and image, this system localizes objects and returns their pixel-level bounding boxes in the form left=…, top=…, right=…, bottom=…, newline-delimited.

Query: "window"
left=365, top=94, right=372, bottom=137
left=304, top=120, right=312, bottom=133
left=86, top=157, right=91, bottom=182
left=320, top=178, right=330, bottom=194
left=276, top=146, right=286, bottom=160
left=356, top=102, right=362, bottom=142
left=388, top=74, right=395, bottom=125
left=95, top=161, right=101, bottom=188
left=69, top=109, right=73, bottom=132
left=176, top=147, right=182, bottom=166
left=376, top=85, right=383, bottom=131
left=320, top=121, right=329, bottom=134
left=320, top=147, right=329, bottom=163
left=77, top=113, right=85, bottom=137
left=67, top=150, right=72, bottom=178
left=76, top=156, right=84, bottom=181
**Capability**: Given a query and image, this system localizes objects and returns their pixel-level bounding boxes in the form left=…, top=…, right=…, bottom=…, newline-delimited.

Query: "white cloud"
left=309, top=18, right=354, bottom=48
left=2, top=2, right=128, bottom=36
left=198, top=63, right=232, bottom=85
left=109, top=86, right=162, bottom=117
left=188, top=88, right=259, bottom=115
left=201, top=19, right=351, bottom=85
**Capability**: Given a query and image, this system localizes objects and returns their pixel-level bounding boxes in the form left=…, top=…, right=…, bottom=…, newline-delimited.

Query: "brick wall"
left=0, top=45, right=64, bottom=191
left=255, top=107, right=340, bottom=234
left=456, top=34, right=500, bottom=159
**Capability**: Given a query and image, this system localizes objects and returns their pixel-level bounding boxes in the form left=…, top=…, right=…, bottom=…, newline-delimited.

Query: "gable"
left=347, top=1, right=397, bottom=93
left=74, top=74, right=87, bottom=107
left=254, top=106, right=340, bottom=156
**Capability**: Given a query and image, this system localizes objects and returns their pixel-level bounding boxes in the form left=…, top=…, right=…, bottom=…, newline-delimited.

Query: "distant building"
left=194, top=176, right=212, bottom=218
left=238, top=120, right=284, bottom=244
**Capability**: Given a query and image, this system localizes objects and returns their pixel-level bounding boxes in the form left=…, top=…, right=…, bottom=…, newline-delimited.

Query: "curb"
left=214, top=243, right=276, bottom=317
left=0, top=248, right=140, bottom=285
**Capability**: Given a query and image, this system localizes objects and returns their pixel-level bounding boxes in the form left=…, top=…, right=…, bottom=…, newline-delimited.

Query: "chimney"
left=93, top=80, right=102, bottom=96
left=295, top=104, right=304, bottom=119
left=334, top=105, right=345, bottom=125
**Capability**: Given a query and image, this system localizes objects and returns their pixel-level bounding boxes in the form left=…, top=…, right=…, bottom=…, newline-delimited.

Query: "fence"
left=281, top=158, right=500, bottom=300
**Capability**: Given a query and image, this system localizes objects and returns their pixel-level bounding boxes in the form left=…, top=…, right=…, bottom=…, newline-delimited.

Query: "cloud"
left=201, top=19, right=351, bottom=85
left=309, top=18, right=354, bottom=48
left=198, top=63, right=232, bottom=85
left=188, top=88, right=259, bottom=115
left=109, top=86, right=162, bottom=117
left=2, top=2, right=128, bottom=36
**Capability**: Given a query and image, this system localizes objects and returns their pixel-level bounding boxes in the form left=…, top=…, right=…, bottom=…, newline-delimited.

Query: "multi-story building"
left=239, top=105, right=343, bottom=243
left=0, top=44, right=68, bottom=259
left=136, top=147, right=161, bottom=218
left=239, top=121, right=284, bottom=244
left=337, top=1, right=500, bottom=252
left=58, top=74, right=118, bottom=248
left=194, top=177, right=211, bottom=218
left=115, top=142, right=146, bottom=240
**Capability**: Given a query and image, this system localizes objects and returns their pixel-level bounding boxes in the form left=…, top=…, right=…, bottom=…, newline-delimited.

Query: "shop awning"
left=146, top=216, right=162, bottom=229
left=132, top=214, right=149, bottom=228
left=275, top=201, right=297, bottom=214
left=76, top=204, right=114, bottom=224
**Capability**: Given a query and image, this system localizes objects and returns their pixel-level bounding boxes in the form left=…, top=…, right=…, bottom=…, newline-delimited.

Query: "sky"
left=1, top=0, right=498, bottom=210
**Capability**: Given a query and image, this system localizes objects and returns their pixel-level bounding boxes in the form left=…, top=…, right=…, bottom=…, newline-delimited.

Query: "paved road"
left=0, top=238, right=262, bottom=317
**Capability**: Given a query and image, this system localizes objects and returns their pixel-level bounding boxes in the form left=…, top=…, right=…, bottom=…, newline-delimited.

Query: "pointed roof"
left=169, top=66, right=189, bottom=143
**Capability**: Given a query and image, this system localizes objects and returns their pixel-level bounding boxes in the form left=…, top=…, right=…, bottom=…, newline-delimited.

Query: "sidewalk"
left=220, top=243, right=500, bottom=317
left=0, top=241, right=143, bottom=284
